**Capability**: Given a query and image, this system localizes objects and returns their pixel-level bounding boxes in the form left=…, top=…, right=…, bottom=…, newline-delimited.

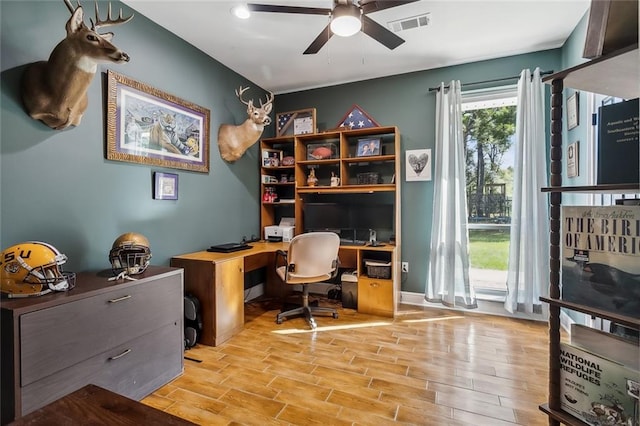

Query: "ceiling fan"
left=246, top=0, right=419, bottom=54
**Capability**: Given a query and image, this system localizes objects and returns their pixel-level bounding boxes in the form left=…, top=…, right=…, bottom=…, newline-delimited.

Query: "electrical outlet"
left=401, top=262, right=409, bottom=273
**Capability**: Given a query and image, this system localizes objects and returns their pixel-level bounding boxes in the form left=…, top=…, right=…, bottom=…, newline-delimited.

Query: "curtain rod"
left=428, top=70, right=554, bottom=92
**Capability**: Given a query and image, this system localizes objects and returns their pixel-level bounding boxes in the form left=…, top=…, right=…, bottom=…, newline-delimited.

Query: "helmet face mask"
left=1, top=242, right=76, bottom=298
left=109, top=233, right=152, bottom=276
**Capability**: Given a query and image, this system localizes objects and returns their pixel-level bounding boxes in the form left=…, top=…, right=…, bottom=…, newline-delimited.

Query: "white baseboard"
left=560, top=310, right=575, bottom=334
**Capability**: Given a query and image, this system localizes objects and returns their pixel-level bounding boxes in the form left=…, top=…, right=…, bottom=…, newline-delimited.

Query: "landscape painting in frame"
left=107, top=70, right=210, bottom=173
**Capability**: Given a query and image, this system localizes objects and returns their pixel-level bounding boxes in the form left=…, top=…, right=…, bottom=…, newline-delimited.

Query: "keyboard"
left=339, top=239, right=367, bottom=246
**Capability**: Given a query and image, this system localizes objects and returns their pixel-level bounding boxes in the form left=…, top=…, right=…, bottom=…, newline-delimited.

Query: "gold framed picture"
left=106, top=70, right=211, bottom=173
left=276, top=108, right=316, bottom=136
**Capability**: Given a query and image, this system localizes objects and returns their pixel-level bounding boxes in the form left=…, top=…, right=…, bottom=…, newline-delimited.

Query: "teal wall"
left=1, top=1, right=588, bottom=295
left=276, top=51, right=561, bottom=293
left=561, top=11, right=591, bottom=205
left=1, top=1, right=264, bottom=273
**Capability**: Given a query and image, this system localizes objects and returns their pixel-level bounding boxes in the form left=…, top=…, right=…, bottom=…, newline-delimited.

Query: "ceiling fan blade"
left=303, top=24, right=333, bottom=55
left=360, top=0, right=420, bottom=15
left=361, top=14, right=405, bottom=50
left=247, top=4, right=331, bottom=15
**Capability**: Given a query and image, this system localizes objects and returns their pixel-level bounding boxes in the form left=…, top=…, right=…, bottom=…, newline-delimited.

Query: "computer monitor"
left=350, top=204, right=394, bottom=231
left=303, top=203, right=349, bottom=232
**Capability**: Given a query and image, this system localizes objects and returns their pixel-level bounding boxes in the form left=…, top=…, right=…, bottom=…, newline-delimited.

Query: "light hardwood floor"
left=143, top=298, right=552, bottom=425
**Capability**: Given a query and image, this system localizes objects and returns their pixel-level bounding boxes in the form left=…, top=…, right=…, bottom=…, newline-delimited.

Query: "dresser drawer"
left=20, top=274, right=182, bottom=387
left=21, top=322, right=183, bottom=416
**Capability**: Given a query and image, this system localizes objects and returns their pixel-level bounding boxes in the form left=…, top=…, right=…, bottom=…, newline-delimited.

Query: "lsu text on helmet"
left=109, top=232, right=152, bottom=276
left=1, top=241, right=76, bottom=298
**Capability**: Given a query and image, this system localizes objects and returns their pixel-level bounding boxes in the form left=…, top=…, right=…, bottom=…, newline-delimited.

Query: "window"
left=462, top=86, right=517, bottom=298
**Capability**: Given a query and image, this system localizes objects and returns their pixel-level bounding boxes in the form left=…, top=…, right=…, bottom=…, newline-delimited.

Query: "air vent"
left=387, top=12, right=430, bottom=33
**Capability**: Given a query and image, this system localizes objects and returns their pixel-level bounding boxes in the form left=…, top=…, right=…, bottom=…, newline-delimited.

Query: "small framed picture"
left=567, top=92, right=579, bottom=130
left=567, top=141, right=579, bottom=178
left=276, top=108, right=316, bottom=136
left=262, top=149, right=282, bottom=167
left=357, top=138, right=380, bottom=157
left=406, top=149, right=432, bottom=181
left=154, top=172, right=178, bottom=200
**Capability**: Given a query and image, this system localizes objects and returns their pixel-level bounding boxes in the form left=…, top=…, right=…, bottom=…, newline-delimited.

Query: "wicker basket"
left=357, top=172, right=381, bottom=184
left=364, top=259, right=391, bottom=279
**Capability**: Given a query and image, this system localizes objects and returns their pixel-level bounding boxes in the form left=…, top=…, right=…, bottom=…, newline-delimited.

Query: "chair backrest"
left=286, top=232, right=340, bottom=279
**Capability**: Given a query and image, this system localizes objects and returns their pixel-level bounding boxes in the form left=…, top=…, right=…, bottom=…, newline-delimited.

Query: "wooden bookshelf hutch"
left=539, top=43, right=639, bottom=425
left=259, top=126, right=401, bottom=317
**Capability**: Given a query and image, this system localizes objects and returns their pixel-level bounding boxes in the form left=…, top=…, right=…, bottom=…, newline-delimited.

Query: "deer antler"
left=260, top=91, right=274, bottom=109
left=63, top=0, right=80, bottom=14
left=91, top=2, right=133, bottom=31
left=235, top=86, right=254, bottom=108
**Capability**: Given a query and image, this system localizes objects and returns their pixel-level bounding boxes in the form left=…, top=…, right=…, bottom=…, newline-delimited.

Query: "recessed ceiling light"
left=232, top=4, right=250, bottom=19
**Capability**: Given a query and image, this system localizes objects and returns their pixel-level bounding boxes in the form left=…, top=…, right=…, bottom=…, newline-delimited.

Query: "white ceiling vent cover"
left=387, top=13, right=431, bottom=33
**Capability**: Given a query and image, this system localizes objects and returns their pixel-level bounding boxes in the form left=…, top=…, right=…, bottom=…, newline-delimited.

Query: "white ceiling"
left=121, top=0, right=591, bottom=94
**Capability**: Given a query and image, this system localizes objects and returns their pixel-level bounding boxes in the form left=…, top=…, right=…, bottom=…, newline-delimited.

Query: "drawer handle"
left=369, top=282, right=379, bottom=288
left=108, top=348, right=132, bottom=361
left=108, top=295, right=132, bottom=303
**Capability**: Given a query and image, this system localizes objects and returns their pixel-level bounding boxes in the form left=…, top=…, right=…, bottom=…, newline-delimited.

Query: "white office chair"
left=275, top=232, right=340, bottom=329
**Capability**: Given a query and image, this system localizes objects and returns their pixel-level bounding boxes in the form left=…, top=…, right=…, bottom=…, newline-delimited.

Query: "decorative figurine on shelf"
left=307, top=168, right=318, bottom=187
left=330, top=172, right=340, bottom=187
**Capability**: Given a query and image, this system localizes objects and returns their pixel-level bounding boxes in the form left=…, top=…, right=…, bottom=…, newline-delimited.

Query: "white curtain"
left=426, top=81, right=476, bottom=309
left=504, top=68, right=549, bottom=314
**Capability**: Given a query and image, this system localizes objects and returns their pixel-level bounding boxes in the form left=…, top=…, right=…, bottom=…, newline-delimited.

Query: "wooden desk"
left=9, top=384, right=195, bottom=425
left=171, top=241, right=397, bottom=346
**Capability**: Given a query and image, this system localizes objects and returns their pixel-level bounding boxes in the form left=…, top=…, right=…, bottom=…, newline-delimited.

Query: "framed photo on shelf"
left=356, top=138, right=380, bottom=157
left=567, top=91, right=579, bottom=130
left=106, top=70, right=210, bottom=173
left=262, top=149, right=282, bottom=167
left=153, top=172, right=178, bottom=200
left=276, top=108, right=316, bottom=136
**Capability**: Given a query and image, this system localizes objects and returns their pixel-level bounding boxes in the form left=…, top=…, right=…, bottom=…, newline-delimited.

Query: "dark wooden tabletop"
left=9, top=384, right=195, bottom=425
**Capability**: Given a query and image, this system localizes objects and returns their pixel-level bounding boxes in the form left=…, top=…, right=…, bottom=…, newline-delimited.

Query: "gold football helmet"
left=109, top=232, right=152, bottom=276
left=1, top=241, right=76, bottom=298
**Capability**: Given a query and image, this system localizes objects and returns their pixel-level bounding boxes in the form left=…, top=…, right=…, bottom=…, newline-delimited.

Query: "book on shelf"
left=571, top=324, right=639, bottom=371
left=597, top=98, right=639, bottom=185
left=559, top=342, right=639, bottom=426
left=561, top=205, right=640, bottom=319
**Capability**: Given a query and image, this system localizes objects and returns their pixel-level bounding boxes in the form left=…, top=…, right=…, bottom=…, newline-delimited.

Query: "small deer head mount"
left=217, top=86, right=274, bottom=162
left=21, top=0, right=133, bottom=130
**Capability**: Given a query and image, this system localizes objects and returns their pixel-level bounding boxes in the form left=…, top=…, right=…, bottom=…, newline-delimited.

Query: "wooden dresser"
left=0, top=266, right=184, bottom=425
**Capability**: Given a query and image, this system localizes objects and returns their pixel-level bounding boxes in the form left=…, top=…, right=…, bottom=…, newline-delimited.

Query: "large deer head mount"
left=21, top=0, right=133, bottom=130
left=218, top=86, right=274, bottom=162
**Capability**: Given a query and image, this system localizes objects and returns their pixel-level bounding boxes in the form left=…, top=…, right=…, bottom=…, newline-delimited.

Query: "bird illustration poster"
left=406, top=149, right=431, bottom=181
left=561, top=205, right=640, bottom=319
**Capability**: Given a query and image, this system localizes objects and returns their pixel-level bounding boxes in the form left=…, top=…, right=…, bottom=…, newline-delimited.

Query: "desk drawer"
left=20, top=275, right=182, bottom=386
left=21, top=322, right=183, bottom=416
left=358, top=277, right=393, bottom=317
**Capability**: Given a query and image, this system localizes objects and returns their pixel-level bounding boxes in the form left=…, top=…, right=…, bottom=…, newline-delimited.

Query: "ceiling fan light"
left=330, top=4, right=361, bottom=37
left=231, top=4, right=251, bottom=19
